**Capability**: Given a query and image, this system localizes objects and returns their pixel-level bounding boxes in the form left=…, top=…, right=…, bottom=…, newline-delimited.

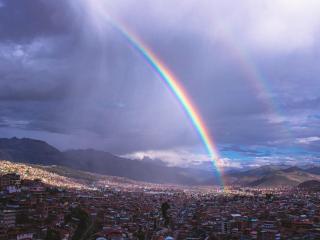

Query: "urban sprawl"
left=0, top=171, right=320, bottom=240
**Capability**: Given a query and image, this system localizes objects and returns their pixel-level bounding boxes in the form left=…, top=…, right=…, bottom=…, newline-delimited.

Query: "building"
left=0, top=173, right=21, bottom=189
left=0, top=209, right=16, bottom=228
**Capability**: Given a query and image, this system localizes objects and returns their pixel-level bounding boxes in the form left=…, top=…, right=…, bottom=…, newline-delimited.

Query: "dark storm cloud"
left=0, top=76, right=71, bottom=101
left=0, top=0, right=72, bottom=42
left=0, top=0, right=320, bottom=165
left=0, top=0, right=78, bottom=103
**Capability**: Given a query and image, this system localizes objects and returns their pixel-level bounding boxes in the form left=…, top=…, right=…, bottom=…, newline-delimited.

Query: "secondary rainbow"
left=219, top=28, right=292, bottom=139
left=109, top=22, right=223, bottom=175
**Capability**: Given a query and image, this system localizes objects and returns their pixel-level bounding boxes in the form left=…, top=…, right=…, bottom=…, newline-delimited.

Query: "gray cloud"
left=0, top=0, right=319, bottom=165
left=0, top=0, right=72, bottom=42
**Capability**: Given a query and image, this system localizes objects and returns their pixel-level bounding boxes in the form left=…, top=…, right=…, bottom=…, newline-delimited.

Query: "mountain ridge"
left=0, top=137, right=220, bottom=185
left=1, top=137, right=320, bottom=187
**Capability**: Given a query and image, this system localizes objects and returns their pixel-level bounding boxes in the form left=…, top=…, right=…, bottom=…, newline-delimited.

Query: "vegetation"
left=161, top=201, right=170, bottom=226
left=65, top=207, right=91, bottom=240
left=45, top=229, right=61, bottom=240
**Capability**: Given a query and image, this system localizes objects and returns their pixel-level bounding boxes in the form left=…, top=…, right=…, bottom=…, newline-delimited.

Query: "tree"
left=45, top=229, right=61, bottom=240
left=161, top=202, right=170, bottom=226
left=134, top=226, right=145, bottom=240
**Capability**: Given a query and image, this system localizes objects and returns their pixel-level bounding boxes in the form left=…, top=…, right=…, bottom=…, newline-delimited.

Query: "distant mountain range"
left=0, top=137, right=220, bottom=185
left=1, top=137, right=320, bottom=188
left=225, top=165, right=320, bottom=187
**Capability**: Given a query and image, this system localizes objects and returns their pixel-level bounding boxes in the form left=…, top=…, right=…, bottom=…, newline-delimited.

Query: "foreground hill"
left=0, top=160, right=91, bottom=189
left=0, top=160, right=165, bottom=190
left=0, top=138, right=219, bottom=185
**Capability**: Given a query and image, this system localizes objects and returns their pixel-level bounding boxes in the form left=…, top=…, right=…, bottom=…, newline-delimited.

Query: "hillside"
left=248, top=174, right=299, bottom=188
left=0, top=160, right=89, bottom=189
left=0, top=138, right=219, bottom=185
left=0, top=137, right=62, bottom=165
left=0, top=160, right=169, bottom=190
left=225, top=165, right=287, bottom=186
left=2, top=138, right=320, bottom=188
left=298, top=180, right=320, bottom=190
left=305, top=167, right=320, bottom=175
left=227, top=165, right=320, bottom=188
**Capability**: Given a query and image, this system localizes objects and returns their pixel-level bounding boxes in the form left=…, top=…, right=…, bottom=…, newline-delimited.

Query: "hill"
left=0, top=137, right=62, bottom=165
left=298, top=180, right=320, bottom=190
left=2, top=137, right=320, bottom=188
left=225, top=165, right=287, bottom=186
left=0, top=160, right=90, bottom=189
left=305, top=167, right=320, bottom=175
left=0, top=160, right=170, bottom=190
left=0, top=138, right=219, bottom=185
left=228, top=165, right=320, bottom=188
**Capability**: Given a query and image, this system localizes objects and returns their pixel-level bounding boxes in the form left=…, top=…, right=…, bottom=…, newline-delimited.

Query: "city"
left=1, top=0, right=320, bottom=239
left=1, top=165, right=320, bottom=240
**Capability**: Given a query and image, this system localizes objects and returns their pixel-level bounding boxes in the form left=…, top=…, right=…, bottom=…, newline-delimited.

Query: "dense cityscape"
left=1, top=165, right=320, bottom=240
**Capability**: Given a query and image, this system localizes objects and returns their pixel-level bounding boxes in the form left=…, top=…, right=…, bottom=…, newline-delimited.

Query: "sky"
left=0, top=0, right=320, bottom=168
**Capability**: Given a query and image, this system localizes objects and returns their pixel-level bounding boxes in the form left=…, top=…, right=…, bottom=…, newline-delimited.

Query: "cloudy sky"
left=0, top=0, right=320, bottom=168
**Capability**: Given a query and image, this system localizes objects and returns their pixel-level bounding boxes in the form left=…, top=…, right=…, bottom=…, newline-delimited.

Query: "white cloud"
left=246, top=0, right=320, bottom=52
left=218, top=158, right=242, bottom=168
left=297, top=136, right=320, bottom=144
left=83, top=0, right=320, bottom=53
left=123, top=148, right=210, bottom=167
left=123, top=149, right=244, bottom=169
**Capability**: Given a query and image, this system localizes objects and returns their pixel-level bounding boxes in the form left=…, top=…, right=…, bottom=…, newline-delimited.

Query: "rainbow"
left=81, top=0, right=223, bottom=185
left=220, top=29, right=292, bottom=139
left=114, top=25, right=223, bottom=170
left=81, top=0, right=290, bottom=188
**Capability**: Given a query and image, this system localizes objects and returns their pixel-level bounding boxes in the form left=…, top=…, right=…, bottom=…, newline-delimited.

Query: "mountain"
left=305, top=167, right=320, bottom=175
left=2, top=137, right=320, bottom=188
left=0, top=137, right=62, bottom=165
left=225, top=165, right=286, bottom=186
left=63, top=149, right=220, bottom=185
left=228, top=165, right=320, bottom=188
left=281, top=166, right=304, bottom=173
left=231, top=165, right=287, bottom=177
left=248, top=174, right=300, bottom=187
left=0, top=138, right=219, bottom=185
